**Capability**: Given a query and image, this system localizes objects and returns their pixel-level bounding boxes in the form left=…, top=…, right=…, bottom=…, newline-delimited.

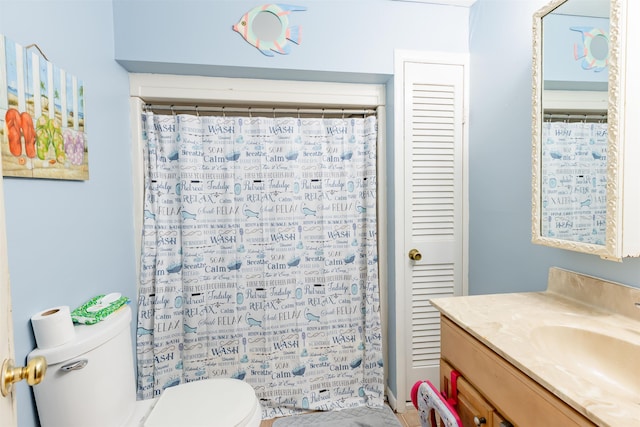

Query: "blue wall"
left=469, top=0, right=640, bottom=295
left=112, top=0, right=469, bottom=403
left=112, top=0, right=469, bottom=81
left=2, top=1, right=469, bottom=425
left=3, top=1, right=638, bottom=425
left=0, top=1, right=134, bottom=426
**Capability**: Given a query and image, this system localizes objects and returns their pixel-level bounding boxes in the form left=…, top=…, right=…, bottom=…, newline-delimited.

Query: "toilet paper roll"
left=31, top=306, right=76, bottom=349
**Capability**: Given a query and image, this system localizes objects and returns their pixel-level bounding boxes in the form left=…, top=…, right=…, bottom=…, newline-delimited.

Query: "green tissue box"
left=71, top=293, right=130, bottom=325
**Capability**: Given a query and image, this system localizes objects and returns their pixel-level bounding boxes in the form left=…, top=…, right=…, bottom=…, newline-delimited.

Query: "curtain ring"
left=273, top=107, right=276, bottom=119
left=170, top=105, right=175, bottom=116
left=249, top=107, right=252, bottom=118
left=342, top=108, right=345, bottom=119
left=297, top=108, right=300, bottom=119
left=222, top=106, right=226, bottom=118
left=195, top=105, right=200, bottom=117
left=322, top=108, right=325, bottom=119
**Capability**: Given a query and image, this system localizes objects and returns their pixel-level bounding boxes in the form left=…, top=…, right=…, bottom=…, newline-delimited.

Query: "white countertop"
left=430, top=267, right=640, bottom=427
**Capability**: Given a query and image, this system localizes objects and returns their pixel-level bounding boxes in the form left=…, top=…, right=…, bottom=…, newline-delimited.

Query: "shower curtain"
left=541, top=120, right=608, bottom=244
left=136, top=111, right=383, bottom=417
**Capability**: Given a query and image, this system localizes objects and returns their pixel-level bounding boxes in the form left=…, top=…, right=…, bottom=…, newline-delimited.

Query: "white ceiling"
left=390, top=0, right=477, bottom=7
left=552, top=0, right=609, bottom=18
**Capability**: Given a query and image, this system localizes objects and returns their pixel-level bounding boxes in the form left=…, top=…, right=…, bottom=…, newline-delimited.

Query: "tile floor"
left=259, top=405, right=421, bottom=427
left=394, top=406, right=422, bottom=427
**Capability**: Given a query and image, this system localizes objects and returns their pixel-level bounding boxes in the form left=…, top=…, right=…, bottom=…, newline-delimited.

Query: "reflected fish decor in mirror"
left=233, top=4, right=306, bottom=56
left=531, top=0, right=640, bottom=261
left=571, top=26, right=609, bottom=72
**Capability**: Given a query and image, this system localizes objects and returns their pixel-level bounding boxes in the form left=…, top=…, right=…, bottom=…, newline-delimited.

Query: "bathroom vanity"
left=431, top=268, right=640, bottom=427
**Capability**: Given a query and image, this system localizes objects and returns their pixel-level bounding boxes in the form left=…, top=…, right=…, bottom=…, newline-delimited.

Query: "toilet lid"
left=144, top=378, right=260, bottom=427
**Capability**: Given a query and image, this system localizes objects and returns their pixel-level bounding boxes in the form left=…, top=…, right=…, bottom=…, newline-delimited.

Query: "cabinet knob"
left=474, top=416, right=487, bottom=426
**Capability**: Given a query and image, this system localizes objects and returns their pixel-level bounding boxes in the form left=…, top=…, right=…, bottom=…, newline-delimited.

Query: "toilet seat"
left=143, top=378, right=261, bottom=427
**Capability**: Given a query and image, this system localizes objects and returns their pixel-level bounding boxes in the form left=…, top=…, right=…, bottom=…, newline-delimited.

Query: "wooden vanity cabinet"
left=441, top=359, right=505, bottom=427
left=439, top=316, right=595, bottom=427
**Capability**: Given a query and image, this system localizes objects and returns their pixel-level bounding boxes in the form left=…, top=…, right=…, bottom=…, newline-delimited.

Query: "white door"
left=0, top=159, right=17, bottom=425
left=394, top=54, right=467, bottom=406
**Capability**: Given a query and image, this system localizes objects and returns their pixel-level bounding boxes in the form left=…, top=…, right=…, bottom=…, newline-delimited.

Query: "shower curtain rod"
left=144, top=104, right=377, bottom=117
left=544, top=112, right=607, bottom=121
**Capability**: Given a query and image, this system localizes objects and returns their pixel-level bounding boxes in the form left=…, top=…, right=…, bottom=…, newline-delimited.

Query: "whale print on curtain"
left=136, top=111, right=383, bottom=417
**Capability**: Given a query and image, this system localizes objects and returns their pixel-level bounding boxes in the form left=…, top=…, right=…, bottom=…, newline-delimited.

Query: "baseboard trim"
left=386, top=385, right=418, bottom=415
left=386, top=386, right=400, bottom=413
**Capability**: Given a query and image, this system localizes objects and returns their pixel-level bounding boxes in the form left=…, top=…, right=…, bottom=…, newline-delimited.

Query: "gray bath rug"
left=272, top=405, right=403, bottom=427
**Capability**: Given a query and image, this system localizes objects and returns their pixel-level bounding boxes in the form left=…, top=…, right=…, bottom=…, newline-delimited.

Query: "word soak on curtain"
left=137, top=111, right=383, bottom=417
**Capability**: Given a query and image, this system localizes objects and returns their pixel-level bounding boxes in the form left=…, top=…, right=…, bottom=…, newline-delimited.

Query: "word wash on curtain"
left=137, top=111, right=384, bottom=417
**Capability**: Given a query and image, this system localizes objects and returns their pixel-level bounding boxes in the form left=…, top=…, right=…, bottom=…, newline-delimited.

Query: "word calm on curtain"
left=137, top=112, right=383, bottom=417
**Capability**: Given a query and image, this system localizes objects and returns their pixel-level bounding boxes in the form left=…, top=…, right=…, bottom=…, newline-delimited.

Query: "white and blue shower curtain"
left=136, top=111, right=383, bottom=417
left=541, top=120, right=608, bottom=245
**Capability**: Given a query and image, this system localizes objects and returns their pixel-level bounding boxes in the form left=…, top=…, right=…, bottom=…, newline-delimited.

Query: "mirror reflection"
left=540, top=0, right=609, bottom=245
left=252, top=11, right=283, bottom=42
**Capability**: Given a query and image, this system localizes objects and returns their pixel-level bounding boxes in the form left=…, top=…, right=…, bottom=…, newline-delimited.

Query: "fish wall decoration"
left=571, top=26, right=609, bottom=72
left=233, top=4, right=307, bottom=56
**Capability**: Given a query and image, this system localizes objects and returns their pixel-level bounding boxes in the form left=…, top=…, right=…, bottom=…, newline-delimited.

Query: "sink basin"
left=531, top=325, right=640, bottom=398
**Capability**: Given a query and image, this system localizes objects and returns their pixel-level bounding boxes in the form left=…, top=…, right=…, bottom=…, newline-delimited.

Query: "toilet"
left=27, top=306, right=262, bottom=427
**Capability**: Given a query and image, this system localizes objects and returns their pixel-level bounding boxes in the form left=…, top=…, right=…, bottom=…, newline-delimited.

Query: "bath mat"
left=272, top=405, right=402, bottom=427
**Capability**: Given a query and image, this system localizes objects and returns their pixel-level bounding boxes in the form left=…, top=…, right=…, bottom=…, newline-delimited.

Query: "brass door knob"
left=408, top=249, right=422, bottom=261
left=1, top=356, right=47, bottom=397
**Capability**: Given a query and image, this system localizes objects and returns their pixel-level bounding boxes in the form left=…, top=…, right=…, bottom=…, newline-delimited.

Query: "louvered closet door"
left=403, top=61, right=464, bottom=392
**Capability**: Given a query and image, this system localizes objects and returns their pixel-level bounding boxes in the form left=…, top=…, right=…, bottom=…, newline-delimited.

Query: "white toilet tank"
left=28, top=306, right=136, bottom=427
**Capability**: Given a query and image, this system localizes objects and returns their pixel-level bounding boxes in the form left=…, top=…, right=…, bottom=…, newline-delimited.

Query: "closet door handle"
left=408, top=249, right=422, bottom=261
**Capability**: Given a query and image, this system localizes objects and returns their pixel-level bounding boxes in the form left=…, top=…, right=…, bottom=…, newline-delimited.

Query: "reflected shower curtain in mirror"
left=541, top=120, right=608, bottom=244
left=136, top=112, right=383, bottom=417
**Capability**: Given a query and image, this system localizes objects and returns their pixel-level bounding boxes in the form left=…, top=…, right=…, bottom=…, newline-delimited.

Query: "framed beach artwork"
left=0, top=35, right=88, bottom=180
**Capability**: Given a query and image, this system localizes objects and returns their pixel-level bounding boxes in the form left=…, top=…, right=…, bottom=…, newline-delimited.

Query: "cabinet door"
left=457, top=377, right=495, bottom=427
left=493, top=413, right=512, bottom=427
left=441, top=359, right=497, bottom=427
left=440, top=359, right=456, bottom=402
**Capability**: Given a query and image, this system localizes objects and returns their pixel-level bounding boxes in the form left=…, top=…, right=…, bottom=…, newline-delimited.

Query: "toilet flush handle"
left=61, top=359, right=88, bottom=372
